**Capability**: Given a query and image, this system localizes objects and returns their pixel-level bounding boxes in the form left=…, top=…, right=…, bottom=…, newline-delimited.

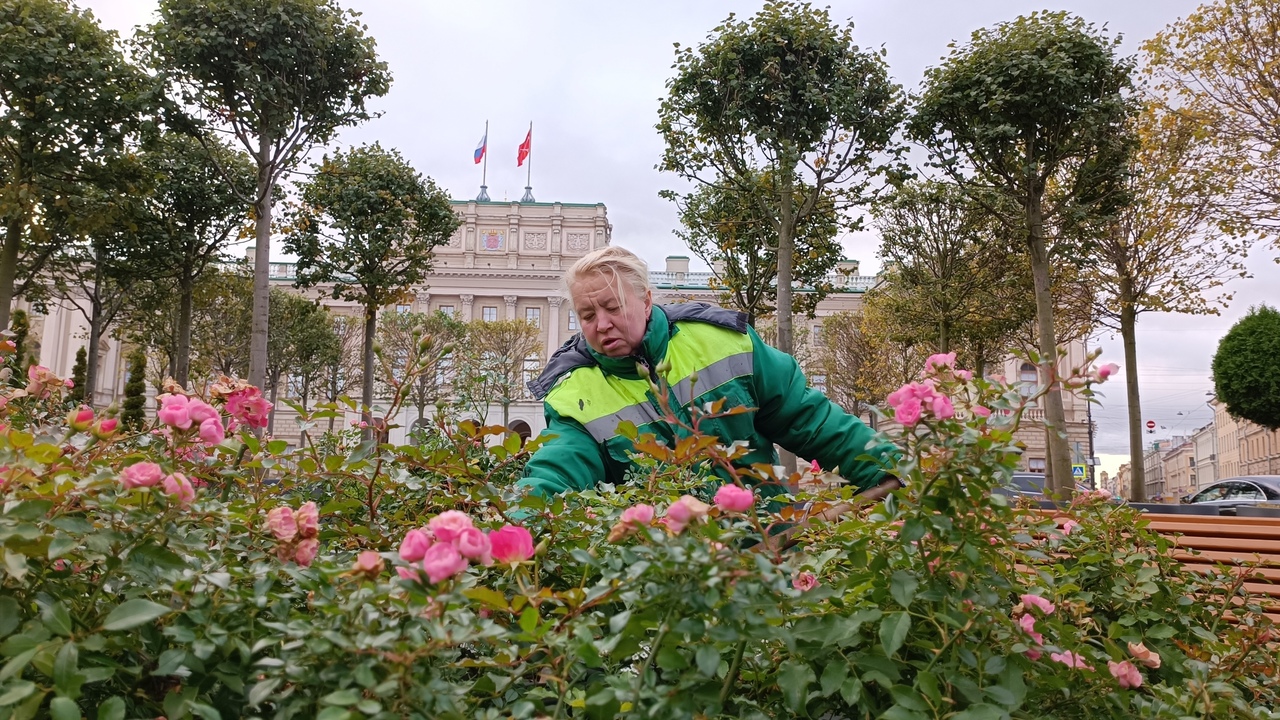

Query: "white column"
left=547, top=296, right=564, bottom=350
left=460, top=294, right=474, bottom=321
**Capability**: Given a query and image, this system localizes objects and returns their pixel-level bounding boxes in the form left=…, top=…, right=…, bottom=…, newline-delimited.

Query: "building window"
left=1019, top=363, right=1038, bottom=396
left=396, top=304, right=411, bottom=314
left=811, top=373, right=827, bottom=393
left=568, top=311, right=579, bottom=330
left=482, top=306, right=497, bottom=322
left=525, top=307, right=541, bottom=328
left=1028, top=457, right=1046, bottom=473
left=812, top=325, right=824, bottom=347
left=439, top=305, right=455, bottom=318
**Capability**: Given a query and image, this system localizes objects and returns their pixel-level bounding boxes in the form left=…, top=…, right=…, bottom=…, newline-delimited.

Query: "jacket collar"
left=585, top=305, right=671, bottom=379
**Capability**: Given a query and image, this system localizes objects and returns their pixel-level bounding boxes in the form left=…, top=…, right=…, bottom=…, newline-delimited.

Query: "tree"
left=376, top=310, right=466, bottom=423
left=0, top=0, right=148, bottom=330
left=318, top=314, right=364, bottom=433
left=135, top=134, right=254, bottom=387
left=855, top=289, right=937, bottom=405
left=69, top=346, right=86, bottom=404
left=1212, top=305, right=1280, bottom=430
left=816, top=311, right=873, bottom=419
left=671, top=170, right=841, bottom=325
left=657, top=0, right=904, bottom=356
left=265, top=289, right=337, bottom=434
left=121, top=348, right=147, bottom=430
left=1091, top=107, right=1250, bottom=501
left=455, top=319, right=542, bottom=431
left=286, top=143, right=459, bottom=421
left=1143, top=0, right=1280, bottom=249
left=144, top=0, right=391, bottom=391
left=872, top=181, right=1033, bottom=370
left=910, top=11, right=1137, bottom=495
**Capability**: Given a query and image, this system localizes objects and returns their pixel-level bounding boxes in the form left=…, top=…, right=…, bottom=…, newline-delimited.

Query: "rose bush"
left=1, top=351, right=1277, bottom=719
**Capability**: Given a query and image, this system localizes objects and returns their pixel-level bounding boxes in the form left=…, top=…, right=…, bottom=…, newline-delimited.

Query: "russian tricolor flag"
left=474, top=131, right=487, bottom=164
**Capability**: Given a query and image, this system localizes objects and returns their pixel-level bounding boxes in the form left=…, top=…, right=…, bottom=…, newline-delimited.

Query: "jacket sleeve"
left=746, top=327, right=898, bottom=492
left=517, top=404, right=608, bottom=496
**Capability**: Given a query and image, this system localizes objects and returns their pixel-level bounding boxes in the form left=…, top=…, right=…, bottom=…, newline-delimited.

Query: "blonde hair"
left=564, top=246, right=651, bottom=309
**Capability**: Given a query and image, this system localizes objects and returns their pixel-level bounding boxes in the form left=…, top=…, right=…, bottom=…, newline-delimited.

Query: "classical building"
left=21, top=196, right=1095, bottom=475
left=1163, top=440, right=1196, bottom=501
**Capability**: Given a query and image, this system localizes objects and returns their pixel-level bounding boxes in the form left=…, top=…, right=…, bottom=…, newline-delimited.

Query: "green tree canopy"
left=1212, top=305, right=1280, bottom=431
left=0, top=0, right=150, bottom=329
left=909, top=11, right=1137, bottom=494
left=144, top=0, right=391, bottom=392
left=657, top=0, right=904, bottom=356
left=286, top=143, right=459, bottom=415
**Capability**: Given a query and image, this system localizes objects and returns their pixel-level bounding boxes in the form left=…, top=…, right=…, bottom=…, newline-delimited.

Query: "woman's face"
left=571, top=272, right=652, bottom=358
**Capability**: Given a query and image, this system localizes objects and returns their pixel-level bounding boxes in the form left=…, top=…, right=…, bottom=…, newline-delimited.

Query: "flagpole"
left=476, top=119, right=490, bottom=202
left=520, top=121, right=535, bottom=203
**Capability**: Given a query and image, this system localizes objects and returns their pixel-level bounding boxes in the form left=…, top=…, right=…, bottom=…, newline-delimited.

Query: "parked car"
left=1180, top=476, right=1280, bottom=514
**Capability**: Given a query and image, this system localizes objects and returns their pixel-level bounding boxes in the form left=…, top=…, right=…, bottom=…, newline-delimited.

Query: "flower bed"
left=1, top=353, right=1277, bottom=719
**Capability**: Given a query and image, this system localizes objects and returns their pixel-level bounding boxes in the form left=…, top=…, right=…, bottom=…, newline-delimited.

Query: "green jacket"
left=519, top=303, right=895, bottom=497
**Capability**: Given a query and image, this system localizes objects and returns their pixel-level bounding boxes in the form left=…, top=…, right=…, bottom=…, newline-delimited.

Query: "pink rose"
left=399, top=529, right=433, bottom=562
left=930, top=394, right=955, bottom=420
left=68, top=406, right=94, bottom=432
left=1095, top=363, right=1119, bottom=382
left=792, top=572, right=818, bottom=592
left=1020, top=594, right=1055, bottom=615
left=93, top=418, right=119, bottom=440
left=267, top=506, right=298, bottom=542
left=156, top=394, right=192, bottom=430
left=1127, top=642, right=1162, bottom=669
left=895, top=398, right=923, bottom=426
left=226, top=387, right=272, bottom=429
left=1025, top=649, right=1042, bottom=661
left=185, top=399, right=219, bottom=424
left=421, top=543, right=468, bottom=583
left=621, top=504, right=655, bottom=526
left=489, top=525, right=535, bottom=565
left=427, top=510, right=475, bottom=544
left=1018, top=613, right=1044, bottom=645
left=663, top=495, right=710, bottom=535
left=162, top=472, right=196, bottom=506
left=714, top=484, right=755, bottom=513
left=294, top=502, right=319, bottom=539
left=396, top=566, right=420, bottom=582
left=1108, top=660, right=1142, bottom=689
left=198, top=417, right=225, bottom=446
left=1061, top=519, right=1080, bottom=535
left=924, top=352, right=956, bottom=373
left=972, top=405, right=991, bottom=418
left=1050, top=651, right=1094, bottom=670
left=64, top=378, right=74, bottom=389
left=955, top=369, right=973, bottom=381
left=456, top=527, right=493, bottom=565
left=810, top=459, right=821, bottom=473
left=353, top=550, right=383, bottom=578
left=294, top=538, right=319, bottom=567
left=120, top=462, right=163, bottom=489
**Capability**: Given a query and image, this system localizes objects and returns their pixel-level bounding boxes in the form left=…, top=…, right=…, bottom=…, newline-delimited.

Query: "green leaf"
left=0, top=647, right=39, bottom=681
left=4, top=500, right=51, bottom=521
left=518, top=607, right=538, bottom=634
left=49, top=696, right=80, bottom=720
left=47, top=534, right=78, bottom=560
left=695, top=646, right=719, bottom=677
left=776, top=660, right=815, bottom=713
left=0, top=680, right=37, bottom=705
left=1147, top=624, right=1176, bottom=639
left=585, top=688, right=620, bottom=720
left=881, top=706, right=928, bottom=720
left=840, top=675, right=864, bottom=705
left=102, top=599, right=172, bottom=631
left=0, top=597, right=20, bottom=639
left=889, top=685, right=929, bottom=712
left=462, top=588, right=508, bottom=612
left=315, top=708, right=353, bottom=720
left=43, top=602, right=73, bottom=637
left=266, top=439, right=287, bottom=454
left=879, top=612, right=911, bottom=657
left=820, top=662, right=848, bottom=697
left=608, top=609, right=631, bottom=635
left=96, top=697, right=125, bottom=720
left=321, top=689, right=361, bottom=706
left=953, top=703, right=1007, bottom=720
left=248, top=678, right=280, bottom=708
left=889, top=570, right=918, bottom=608
left=54, top=641, right=83, bottom=699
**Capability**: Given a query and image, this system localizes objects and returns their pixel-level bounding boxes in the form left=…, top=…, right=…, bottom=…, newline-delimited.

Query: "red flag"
left=517, top=127, right=531, bottom=167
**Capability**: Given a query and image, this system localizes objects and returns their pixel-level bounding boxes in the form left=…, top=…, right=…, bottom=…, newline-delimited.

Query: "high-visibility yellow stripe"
left=545, top=368, right=651, bottom=426
left=666, top=323, right=753, bottom=395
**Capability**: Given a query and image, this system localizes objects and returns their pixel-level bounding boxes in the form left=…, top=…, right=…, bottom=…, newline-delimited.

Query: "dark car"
left=1180, top=476, right=1280, bottom=514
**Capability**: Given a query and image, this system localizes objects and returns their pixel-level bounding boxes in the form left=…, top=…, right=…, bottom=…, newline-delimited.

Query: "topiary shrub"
left=69, top=346, right=87, bottom=404
left=120, top=348, right=147, bottom=430
left=1212, top=304, right=1280, bottom=430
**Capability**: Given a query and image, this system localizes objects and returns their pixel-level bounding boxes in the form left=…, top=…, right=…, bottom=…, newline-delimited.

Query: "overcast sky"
left=81, top=0, right=1280, bottom=476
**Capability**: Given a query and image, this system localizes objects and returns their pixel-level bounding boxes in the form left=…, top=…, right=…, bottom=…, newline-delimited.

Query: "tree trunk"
left=267, top=375, right=280, bottom=434
left=1026, top=192, right=1073, bottom=498
left=0, top=213, right=23, bottom=331
left=938, top=320, right=950, bottom=354
left=362, top=304, right=377, bottom=441
left=248, top=134, right=275, bottom=392
left=84, top=296, right=103, bottom=406
left=175, top=272, right=195, bottom=388
left=299, top=375, right=310, bottom=449
left=776, top=162, right=798, bottom=477
left=1120, top=277, right=1146, bottom=502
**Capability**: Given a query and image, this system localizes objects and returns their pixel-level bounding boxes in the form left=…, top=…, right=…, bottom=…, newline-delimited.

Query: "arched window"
left=1019, top=363, right=1039, bottom=407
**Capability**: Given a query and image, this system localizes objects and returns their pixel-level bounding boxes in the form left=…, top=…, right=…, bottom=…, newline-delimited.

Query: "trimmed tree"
left=121, top=348, right=148, bottom=431
left=909, top=11, right=1137, bottom=495
left=144, top=0, right=390, bottom=391
left=1212, top=305, right=1280, bottom=431
left=286, top=144, right=459, bottom=423
left=657, top=0, right=903, bottom=355
left=69, top=347, right=87, bottom=404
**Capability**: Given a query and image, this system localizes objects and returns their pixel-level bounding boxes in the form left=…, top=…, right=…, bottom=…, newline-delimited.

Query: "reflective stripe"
left=582, top=400, right=665, bottom=442
left=672, top=351, right=754, bottom=406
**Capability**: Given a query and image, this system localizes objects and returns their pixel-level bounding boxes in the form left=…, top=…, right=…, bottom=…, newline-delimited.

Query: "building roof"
left=650, top=270, right=877, bottom=293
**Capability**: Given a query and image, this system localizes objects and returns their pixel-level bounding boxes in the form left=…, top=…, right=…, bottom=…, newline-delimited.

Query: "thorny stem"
left=718, top=639, right=748, bottom=707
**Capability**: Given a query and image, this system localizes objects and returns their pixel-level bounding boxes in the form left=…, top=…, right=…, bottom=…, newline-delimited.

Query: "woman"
left=520, top=246, right=898, bottom=500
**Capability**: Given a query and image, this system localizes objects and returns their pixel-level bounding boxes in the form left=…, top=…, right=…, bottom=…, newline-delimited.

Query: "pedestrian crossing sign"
left=1071, top=464, right=1086, bottom=479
